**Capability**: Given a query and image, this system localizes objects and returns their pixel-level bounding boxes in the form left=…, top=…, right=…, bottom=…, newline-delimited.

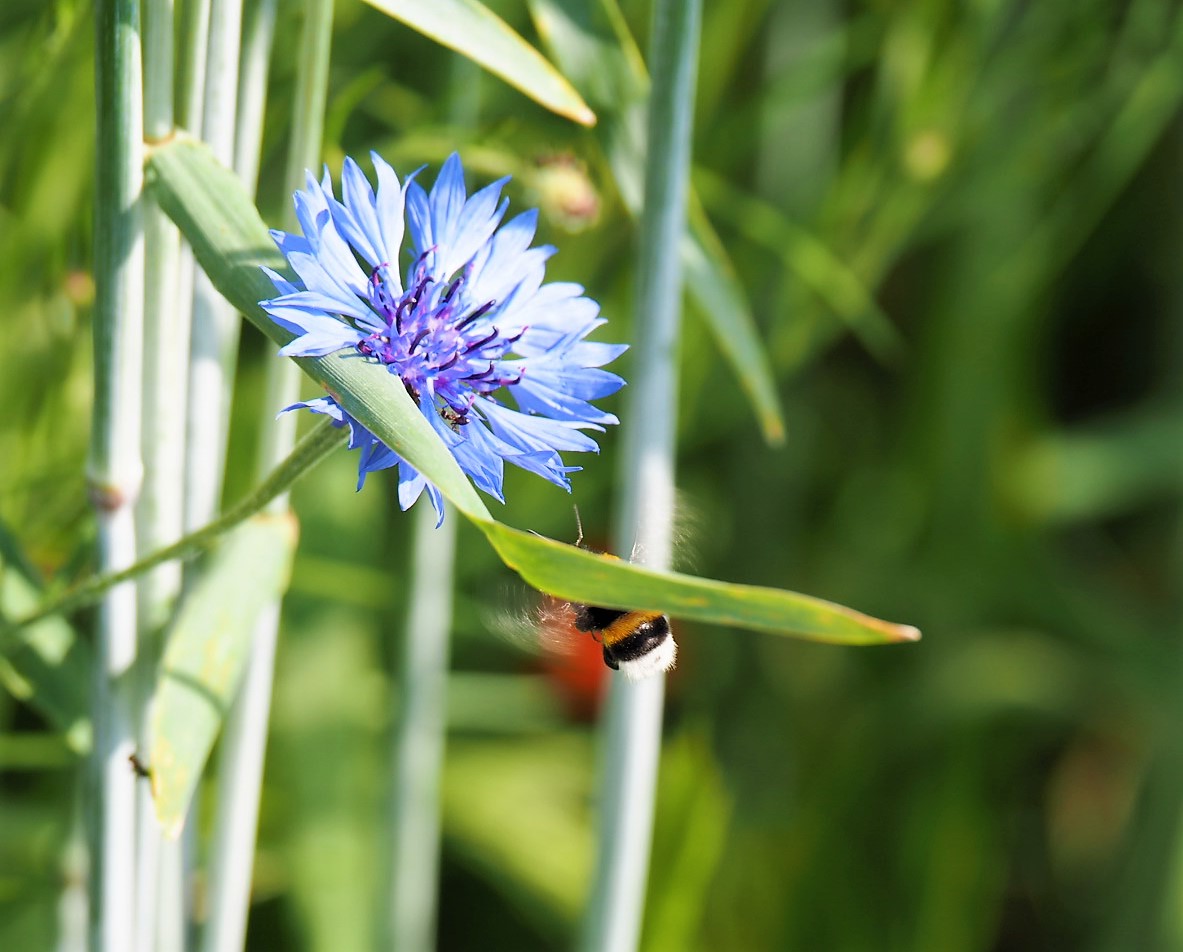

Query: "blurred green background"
left=2, top=0, right=1182, bottom=949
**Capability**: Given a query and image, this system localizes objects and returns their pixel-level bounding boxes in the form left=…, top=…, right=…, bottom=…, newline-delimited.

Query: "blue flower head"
left=260, top=153, right=626, bottom=523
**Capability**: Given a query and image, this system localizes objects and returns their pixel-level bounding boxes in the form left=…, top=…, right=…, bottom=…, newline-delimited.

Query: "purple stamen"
left=457, top=299, right=497, bottom=331
left=463, top=329, right=499, bottom=354
left=441, top=275, right=465, bottom=304
left=462, top=363, right=496, bottom=381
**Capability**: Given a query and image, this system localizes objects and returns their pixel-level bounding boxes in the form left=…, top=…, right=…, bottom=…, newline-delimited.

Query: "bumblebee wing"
left=535, top=596, right=583, bottom=657
left=486, top=591, right=580, bottom=659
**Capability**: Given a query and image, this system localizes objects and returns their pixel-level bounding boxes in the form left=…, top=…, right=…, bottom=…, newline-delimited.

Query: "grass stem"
left=184, top=0, right=244, bottom=535
left=388, top=502, right=457, bottom=952
left=581, top=1, right=702, bottom=950
left=203, top=1, right=329, bottom=947
left=137, top=0, right=185, bottom=946
left=91, top=0, right=145, bottom=949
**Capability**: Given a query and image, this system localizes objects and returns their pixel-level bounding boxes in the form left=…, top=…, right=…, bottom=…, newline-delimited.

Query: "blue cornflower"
left=260, top=153, right=626, bottom=521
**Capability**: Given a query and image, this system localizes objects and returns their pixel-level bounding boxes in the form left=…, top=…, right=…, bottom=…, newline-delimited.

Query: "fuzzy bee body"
left=570, top=603, right=677, bottom=681
left=532, top=510, right=679, bottom=680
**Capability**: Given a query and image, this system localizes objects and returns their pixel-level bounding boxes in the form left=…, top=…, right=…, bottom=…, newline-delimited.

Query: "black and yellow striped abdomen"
left=572, top=605, right=672, bottom=672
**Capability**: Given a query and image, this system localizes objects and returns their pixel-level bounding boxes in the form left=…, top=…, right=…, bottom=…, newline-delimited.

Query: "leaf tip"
left=763, top=415, right=787, bottom=447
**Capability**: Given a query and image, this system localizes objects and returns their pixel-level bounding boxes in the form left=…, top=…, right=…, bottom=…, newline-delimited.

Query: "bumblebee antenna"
left=573, top=505, right=584, bottom=549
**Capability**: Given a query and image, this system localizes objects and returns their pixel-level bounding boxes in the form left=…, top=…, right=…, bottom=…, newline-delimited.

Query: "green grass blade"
left=683, top=203, right=788, bottom=443
left=360, top=0, right=595, bottom=126
left=145, top=135, right=919, bottom=646
left=148, top=514, right=297, bottom=836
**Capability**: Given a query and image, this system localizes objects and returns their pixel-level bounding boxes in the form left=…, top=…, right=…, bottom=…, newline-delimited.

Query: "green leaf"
left=0, top=545, right=92, bottom=753
left=146, top=135, right=919, bottom=650
left=683, top=203, right=789, bottom=444
left=530, top=0, right=786, bottom=445
left=360, top=0, right=595, bottom=127
left=485, top=523, right=919, bottom=645
left=149, top=515, right=297, bottom=836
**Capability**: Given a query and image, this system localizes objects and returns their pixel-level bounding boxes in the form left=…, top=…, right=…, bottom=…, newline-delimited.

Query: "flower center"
left=355, top=260, right=522, bottom=427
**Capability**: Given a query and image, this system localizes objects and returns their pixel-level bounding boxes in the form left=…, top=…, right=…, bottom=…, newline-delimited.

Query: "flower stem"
left=10, top=419, right=344, bottom=634
left=232, top=0, right=279, bottom=193
left=184, top=0, right=244, bottom=535
left=177, top=0, right=243, bottom=912
left=203, top=1, right=327, bottom=948
left=137, top=0, right=185, bottom=943
left=581, top=0, right=701, bottom=950
left=139, top=0, right=184, bottom=666
left=91, top=0, right=145, bottom=949
left=176, top=0, right=210, bottom=135
left=388, top=501, right=457, bottom=952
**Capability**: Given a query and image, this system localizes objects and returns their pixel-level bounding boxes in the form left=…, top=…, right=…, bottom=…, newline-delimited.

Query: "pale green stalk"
left=138, top=0, right=183, bottom=662
left=162, top=8, right=219, bottom=937
left=281, top=0, right=333, bottom=198
left=202, top=1, right=324, bottom=948
left=581, top=1, right=701, bottom=950
left=136, top=2, right=184, bottom=949
left=177, top=0, right=211, bottom=134
left=170, top=0, right=210, bottom=482
left=91, top=1, right=145, bottom=950
left=388, top=502, right=457, bottom=952
left=232, top=0, right=278, bottom=192
left=385, top=55, right=477, bottom=952
left=184, top=0, right=244, bottom=535
left=178, top=4, right=244, bottom=929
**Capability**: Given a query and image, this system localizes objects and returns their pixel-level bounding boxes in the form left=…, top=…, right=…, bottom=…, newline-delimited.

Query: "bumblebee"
left=560, top=510, right=677, bottom=680
left=570, top=601, right=677, bottom=681
left=532, top=513, right=681, bottom=676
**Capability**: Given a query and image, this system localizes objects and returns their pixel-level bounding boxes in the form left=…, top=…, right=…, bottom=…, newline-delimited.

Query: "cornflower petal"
left=282, top=251, right=372, bottom=322
left=395, top=462, right=445, bottom=524
left=295, top=187, right=370, bottom=298
left=269, top=230, right=312, bottom=262
left=333, top=156, right=386, bottom=268
left=266, top=305, right=363, bottom=357
left=261, top=266, right=299, bottom=296
left=397, top=464, right=427, bottom=511
left=373, top=152, right=413, bottom=281
left=466, top=211, right=553, bottom=317
left=562, top=339, right=631, bottom=367
left=509, top=366, right=624, bottom=424
left=478, top=398, right=602, bottom=453
left=260, top=153, right=626, bottom=522
left=407, top=153, right=511, bottom=279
